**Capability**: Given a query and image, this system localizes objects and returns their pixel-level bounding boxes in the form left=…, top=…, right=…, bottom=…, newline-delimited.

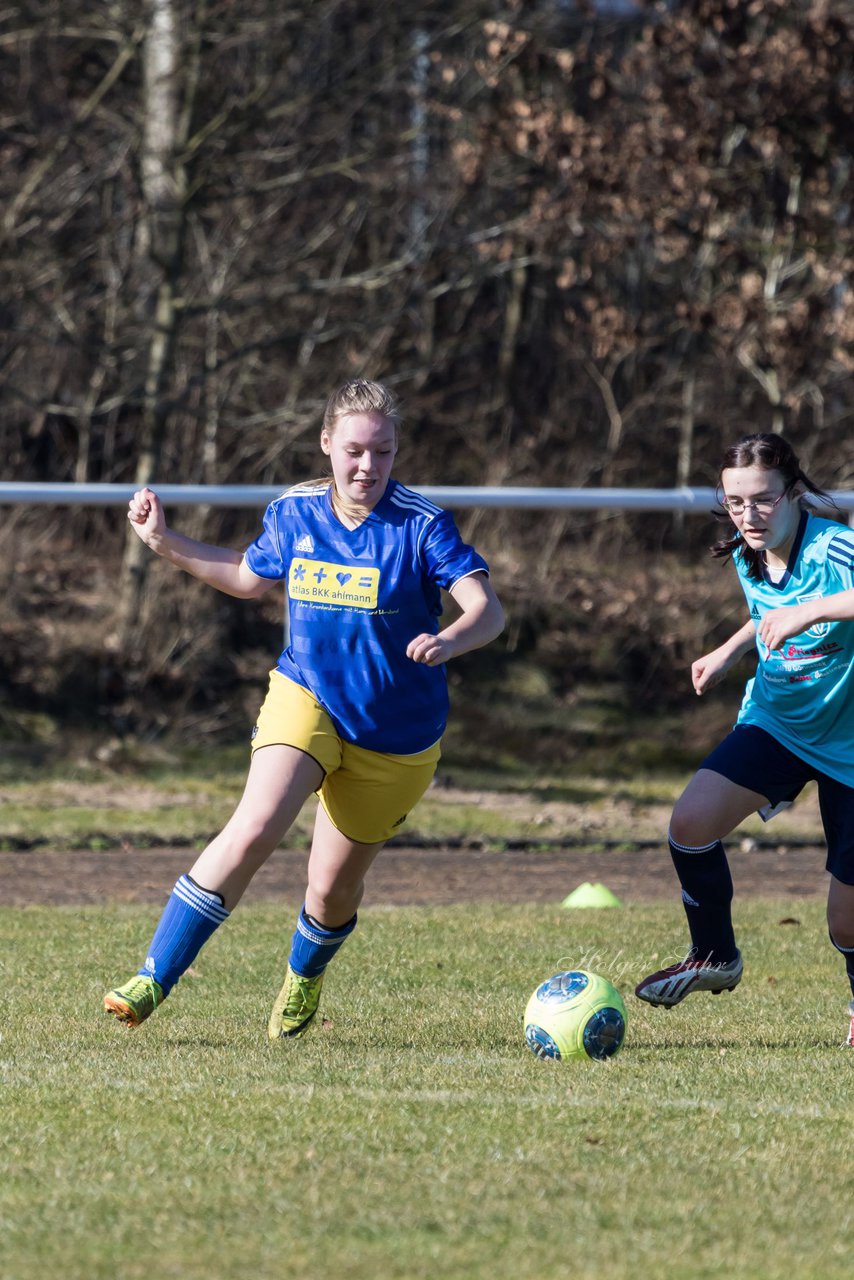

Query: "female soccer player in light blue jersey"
left=635, top=433, right=854, bottom=1045
left=104, top=379, right=504, bottom=1038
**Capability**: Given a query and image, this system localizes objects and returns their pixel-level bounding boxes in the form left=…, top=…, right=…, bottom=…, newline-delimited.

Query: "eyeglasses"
left=720, top=492, right=787, bottom=517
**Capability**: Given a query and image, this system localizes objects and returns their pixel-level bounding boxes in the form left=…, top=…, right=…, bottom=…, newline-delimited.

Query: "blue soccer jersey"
left=243, top=479, right=489, bottom=753
left=733, top=510, right=854, bottom=784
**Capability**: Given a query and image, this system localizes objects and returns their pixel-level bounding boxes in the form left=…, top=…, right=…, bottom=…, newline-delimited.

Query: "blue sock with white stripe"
left=669, top=832, right=738, bottom=965
left=288, top=905, right=357, bottom=978
left=138, top=874, right=230, bottom=996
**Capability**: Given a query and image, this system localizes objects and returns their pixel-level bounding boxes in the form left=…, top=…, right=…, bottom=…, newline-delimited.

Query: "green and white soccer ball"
left=524, top=970, right=627, bottom=1061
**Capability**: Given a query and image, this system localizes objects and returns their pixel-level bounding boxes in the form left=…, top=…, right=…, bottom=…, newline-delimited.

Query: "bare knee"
left=669, top=799, right=720, bottom=849
left=217, top=813, right=282, bottom=865
left=828, top=910, right=854, bottom=950
left=306, top=874, right=364, bottom=926
left=827, top=878, right=854, bottom=949
left=669, top=769, right=762, bottom=848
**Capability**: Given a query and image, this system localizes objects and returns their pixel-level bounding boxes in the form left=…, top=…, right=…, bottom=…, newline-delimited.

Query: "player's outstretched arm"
left=126, top=487, right=273, bottom=600
left=406, top=572, right=504, bottom=667
left=691, top=618, right=757, bottom=696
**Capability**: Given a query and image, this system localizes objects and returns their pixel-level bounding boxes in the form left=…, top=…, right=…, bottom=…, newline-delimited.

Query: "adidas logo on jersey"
left=294, top=534, right=315, bottom=553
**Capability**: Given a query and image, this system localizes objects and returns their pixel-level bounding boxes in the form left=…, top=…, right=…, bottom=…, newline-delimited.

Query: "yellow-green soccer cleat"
left=268, top=965, right=324, bottom=1041
left=103, top=975, right=165, bottom=1029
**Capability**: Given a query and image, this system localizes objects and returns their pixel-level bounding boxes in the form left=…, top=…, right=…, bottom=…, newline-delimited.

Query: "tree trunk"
left=118, top=0, right=190, bottom=648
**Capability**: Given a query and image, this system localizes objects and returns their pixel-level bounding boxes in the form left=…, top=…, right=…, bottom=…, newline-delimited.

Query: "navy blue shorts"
left=701, top=725, right=854, bottom=886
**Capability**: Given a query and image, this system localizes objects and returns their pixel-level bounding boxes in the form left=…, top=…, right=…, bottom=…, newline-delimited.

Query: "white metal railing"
left=2, top=482, right=853, bottom=511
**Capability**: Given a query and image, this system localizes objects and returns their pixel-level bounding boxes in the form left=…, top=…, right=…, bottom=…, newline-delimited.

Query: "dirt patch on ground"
left=0, top=842, right=830, bottom=907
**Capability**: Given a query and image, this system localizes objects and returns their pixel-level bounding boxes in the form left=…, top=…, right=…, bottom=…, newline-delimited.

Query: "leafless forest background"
left=1, top=0, right=853, bottom=762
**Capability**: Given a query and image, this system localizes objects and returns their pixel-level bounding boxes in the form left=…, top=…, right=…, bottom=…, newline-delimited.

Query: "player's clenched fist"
left=406, top=632, right=455, bottom=666
left=127, top=487, right=166, bottom=544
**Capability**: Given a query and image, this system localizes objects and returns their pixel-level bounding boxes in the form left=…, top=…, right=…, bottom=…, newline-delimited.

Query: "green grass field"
left=2, top=899, right=852, bottom=1280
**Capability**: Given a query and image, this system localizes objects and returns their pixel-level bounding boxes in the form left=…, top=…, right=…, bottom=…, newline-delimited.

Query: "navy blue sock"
left=288, top=905, right=357, bottom=978
left=668, top=832, right=738, bottom=965
left=138, top=874, right=230, bottom=996
left=829, top=933, right=854, bottom=998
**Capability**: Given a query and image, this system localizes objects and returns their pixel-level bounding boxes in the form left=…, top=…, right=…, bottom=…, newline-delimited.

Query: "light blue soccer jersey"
left=733, top=510, right=854, bottom=784
left=243, top=479, right=489, bottom=753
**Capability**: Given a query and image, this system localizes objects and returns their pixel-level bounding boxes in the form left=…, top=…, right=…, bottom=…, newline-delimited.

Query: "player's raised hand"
left=127, top=487, right=167, bottom=545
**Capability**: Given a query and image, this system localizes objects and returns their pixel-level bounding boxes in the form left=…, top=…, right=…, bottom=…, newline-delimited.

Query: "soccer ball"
left=524, top=970, right=627, bottom=1062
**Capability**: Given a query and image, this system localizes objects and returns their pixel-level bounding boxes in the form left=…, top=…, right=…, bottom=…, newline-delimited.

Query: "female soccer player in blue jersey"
left=104, top=379, right=504, bottom=1038
left=635, top=433, right=854, bottom=1044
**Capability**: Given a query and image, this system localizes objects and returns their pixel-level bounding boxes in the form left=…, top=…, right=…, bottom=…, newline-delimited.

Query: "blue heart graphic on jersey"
left=336, top=572, right=352, bottom=585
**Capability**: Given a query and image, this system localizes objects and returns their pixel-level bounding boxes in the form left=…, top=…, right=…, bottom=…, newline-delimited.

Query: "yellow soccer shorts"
left=250, top=671, right=440, bottom=845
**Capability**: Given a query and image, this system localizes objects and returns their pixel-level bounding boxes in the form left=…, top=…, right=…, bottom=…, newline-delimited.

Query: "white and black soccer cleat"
left=635, top=950, right=743, bottom=1009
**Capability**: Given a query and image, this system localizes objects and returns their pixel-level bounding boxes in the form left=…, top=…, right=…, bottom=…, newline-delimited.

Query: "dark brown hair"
left=712, top=433, right=831, bottom=581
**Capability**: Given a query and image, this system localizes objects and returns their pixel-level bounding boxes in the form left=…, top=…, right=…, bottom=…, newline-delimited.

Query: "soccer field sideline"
left=0, top=840, right=832, bottom=907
